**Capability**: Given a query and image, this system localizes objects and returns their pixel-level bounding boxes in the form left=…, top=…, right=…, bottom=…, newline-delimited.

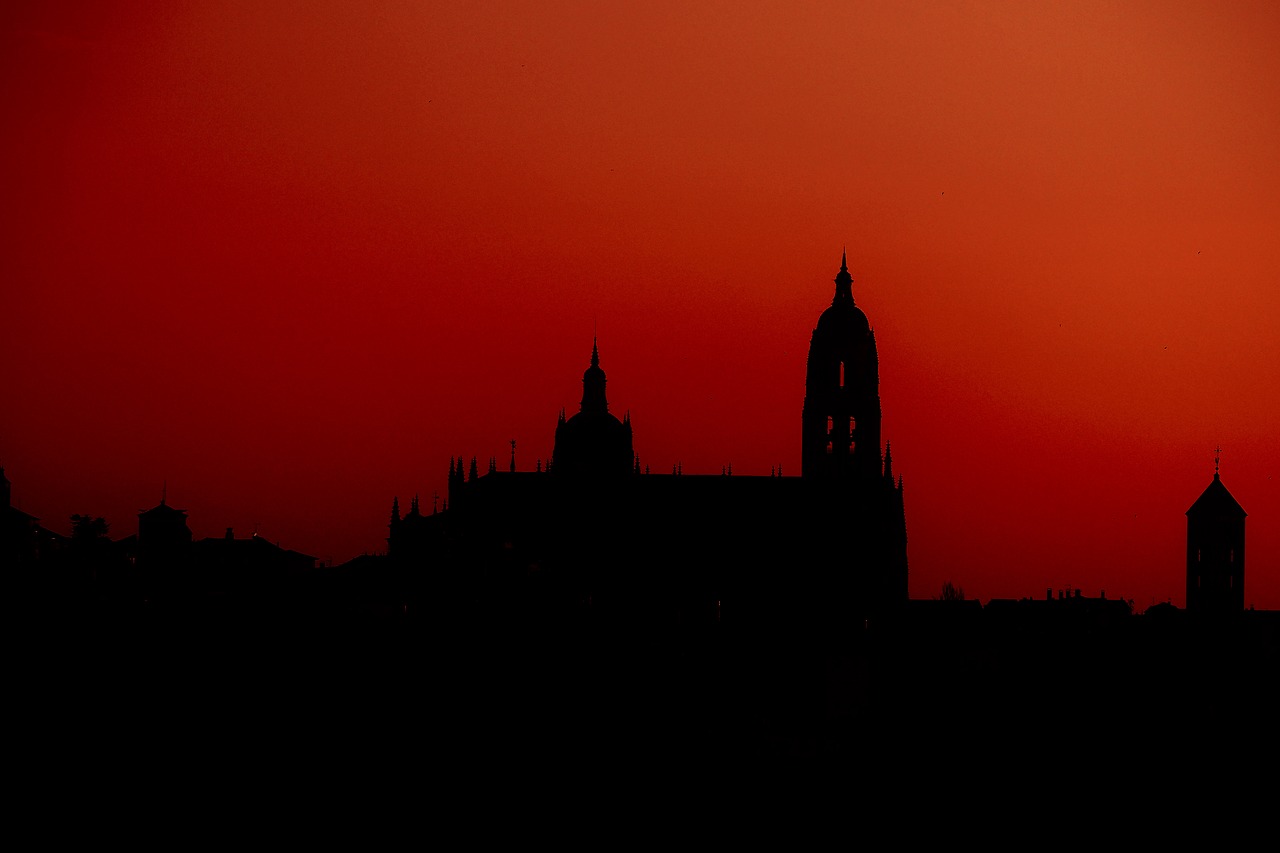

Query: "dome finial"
left=833, top=249, right=854, bottom=304
left=580, top=337, right=609, bottom=414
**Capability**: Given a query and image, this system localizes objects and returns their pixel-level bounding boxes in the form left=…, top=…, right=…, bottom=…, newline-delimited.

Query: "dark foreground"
left=14, top=598, right=1279, bottom=825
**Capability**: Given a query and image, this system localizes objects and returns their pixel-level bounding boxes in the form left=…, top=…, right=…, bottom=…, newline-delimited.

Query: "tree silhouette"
left=70, top=514, right=110, bottom=543
left=939, top=580, right=965, bottom=601
left=64, top=514, right=131, bottom=600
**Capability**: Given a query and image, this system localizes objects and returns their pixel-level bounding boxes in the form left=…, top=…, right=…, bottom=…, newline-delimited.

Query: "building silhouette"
left=2, top=467, right=43, bottom=569
left=2, top=467, right=67, bottom=575
left=106, top=494, right=317, bottom=606
left=133, top=494, right=194, bottom=600
left=802, top=253, right=884, bottom=483
left=388, top=254, right=909, bottom=638
left=552, top=337, right=634, bottom=480
left=1186, top=450, right=1247, bottom=616
left=5, top=252, right=1276, bottom=768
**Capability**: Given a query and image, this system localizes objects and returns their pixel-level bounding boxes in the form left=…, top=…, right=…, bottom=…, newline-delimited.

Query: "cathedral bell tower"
left=801, top=252, right=883, bottom=483
left=1186, top=449, right=1246, bottom=615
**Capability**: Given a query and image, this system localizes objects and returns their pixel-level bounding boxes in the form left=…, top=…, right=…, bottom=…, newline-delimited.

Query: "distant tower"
left=136, top=491, right=194, bottom=598
left=137, top=492, right=193, bottom=557
left=551, top=338, right=634, bottom=479
left=801, top=252, right=883, bottom=483
left=1186, top=448, right=1246, bottom=615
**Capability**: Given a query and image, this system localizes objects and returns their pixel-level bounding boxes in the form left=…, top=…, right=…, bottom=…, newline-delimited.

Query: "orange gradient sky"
left=3, top=1, right=1277, bottom=609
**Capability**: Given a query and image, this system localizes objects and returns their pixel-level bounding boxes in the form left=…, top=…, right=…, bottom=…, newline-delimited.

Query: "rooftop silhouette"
left=4, top=256, right=1275, bottom=768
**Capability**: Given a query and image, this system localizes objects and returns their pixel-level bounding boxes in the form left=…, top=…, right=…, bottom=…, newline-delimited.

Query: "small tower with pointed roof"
left=136, top=489, right=194, bottom=598
left=1186, top=447, right=1247, bottom=615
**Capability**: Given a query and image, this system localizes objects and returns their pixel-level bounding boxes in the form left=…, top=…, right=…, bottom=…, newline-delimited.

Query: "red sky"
left=3, top=1, right=1277, bottom=610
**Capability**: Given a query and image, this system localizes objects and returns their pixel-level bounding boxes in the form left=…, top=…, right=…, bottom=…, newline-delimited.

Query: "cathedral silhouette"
left=3, top=255, right=1275, bottom=771
left=388, top=254, right=908, bottom=637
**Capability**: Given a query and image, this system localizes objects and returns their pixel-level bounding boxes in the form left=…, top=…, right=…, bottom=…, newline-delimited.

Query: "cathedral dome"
left=558, top=409, right=629, bottom=447
left=816, top=297, right=870, bottom=337
left=555, top=409, right=633, bottom=479
left=815, top=251, right=869, bottom=335
left=552, top=339, right=634, bottom=479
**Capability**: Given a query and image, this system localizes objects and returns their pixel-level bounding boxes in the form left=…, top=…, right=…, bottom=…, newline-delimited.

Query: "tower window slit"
left=839, top=362, right=845, bottom=387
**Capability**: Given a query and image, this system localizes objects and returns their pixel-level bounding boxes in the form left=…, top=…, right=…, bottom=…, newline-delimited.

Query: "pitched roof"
left=1187, top=474, right=1247, bottom=518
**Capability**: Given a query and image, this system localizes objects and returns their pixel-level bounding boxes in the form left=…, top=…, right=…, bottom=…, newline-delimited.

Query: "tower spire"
left=580, top=338, right=609, bottom=414
left=1214, top=444, right=1222, bottom=479
left=834, top=250, right=854, bottom=304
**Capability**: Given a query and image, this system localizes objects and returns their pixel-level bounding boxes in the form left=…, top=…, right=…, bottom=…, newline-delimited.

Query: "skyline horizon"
left=3, top=306, right=1269, bottom=612
left=4, top=2, right=1277, bottom=611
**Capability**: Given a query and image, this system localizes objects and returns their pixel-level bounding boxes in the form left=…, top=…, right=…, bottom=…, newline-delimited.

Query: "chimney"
left=226, top=527, right=234, bottom=540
